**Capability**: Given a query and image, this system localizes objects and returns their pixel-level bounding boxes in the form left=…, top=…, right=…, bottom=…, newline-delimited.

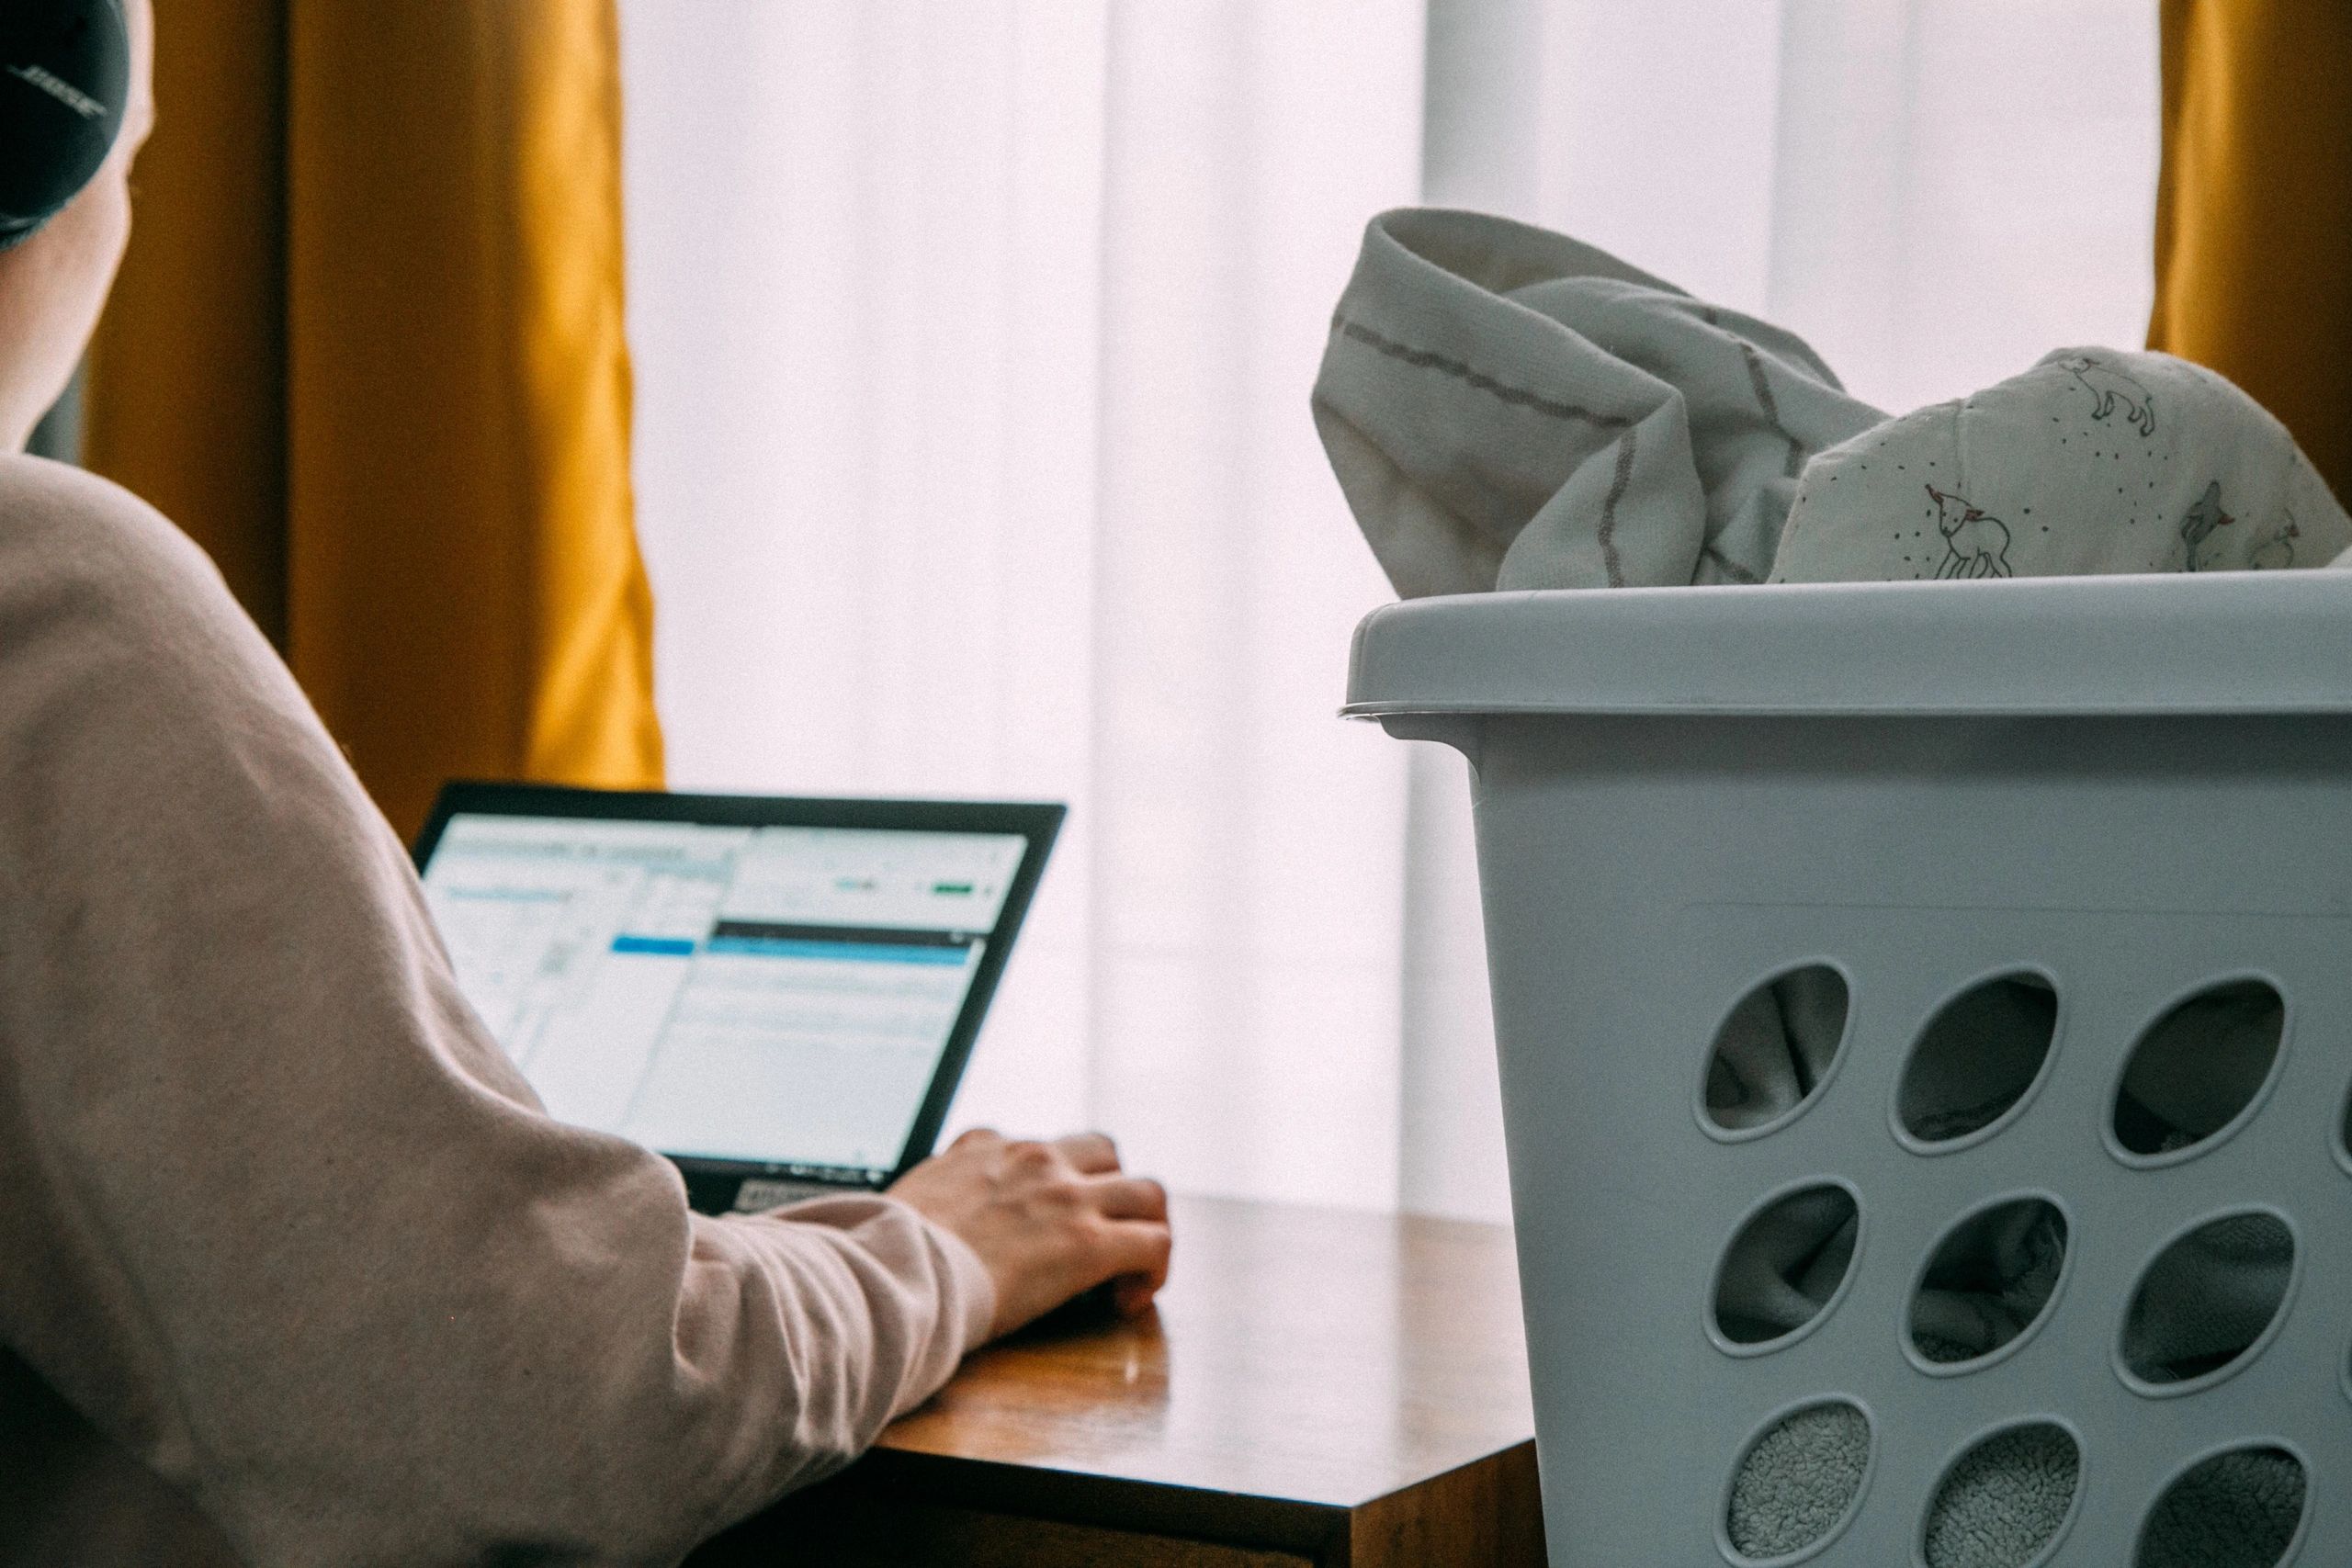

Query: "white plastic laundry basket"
left=1346, top=573, right=2352, bottom=1568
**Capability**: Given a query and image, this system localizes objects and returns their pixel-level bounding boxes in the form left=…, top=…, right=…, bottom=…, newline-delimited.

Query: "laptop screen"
left=417, top=802, right=1045, bottom=1183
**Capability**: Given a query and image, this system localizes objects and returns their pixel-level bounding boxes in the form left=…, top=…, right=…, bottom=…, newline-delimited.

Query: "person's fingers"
left=950, top=1126, right=1004, bottom=1154
left=1053, top=1131, right=1121, bottom=1175
left=1089, top=1174, right=1168, bottom=1223
left=1095, top=1217, right=1172, bottom=1293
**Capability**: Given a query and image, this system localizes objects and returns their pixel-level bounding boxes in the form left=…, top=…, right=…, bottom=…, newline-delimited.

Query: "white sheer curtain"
left=617, top=1, right=2157, bottom=1221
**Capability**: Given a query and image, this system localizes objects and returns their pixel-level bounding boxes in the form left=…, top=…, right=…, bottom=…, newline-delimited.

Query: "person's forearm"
left=682, top=1196, right=997, bottom=1518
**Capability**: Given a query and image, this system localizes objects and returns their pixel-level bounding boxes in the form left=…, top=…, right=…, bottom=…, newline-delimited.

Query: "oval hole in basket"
left=1923, top=1422, right=2080, bottom=1568
left=1908, top=1198, right=2068, bottom=1369
left=2111, top=978, right=2284, bottom=1160
left=1702, top=964, right=1850, bottom=1134
left=2120, top=1211, right=2294, bottom=1391
left=2134, top=1446, right=2307, bottom=1568
left=1712, top=1183, right=1860, bottom=1349
left=1897, top=973, right=2058, bottom=1145
left=1724, top=1400, right=1871, bottom=1563
left=2336, top=1073, right=2351, bottom=1172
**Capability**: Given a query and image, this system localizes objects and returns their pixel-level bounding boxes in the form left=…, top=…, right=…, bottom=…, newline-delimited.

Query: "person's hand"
left=888, top=1129, right=1170, bottom=1338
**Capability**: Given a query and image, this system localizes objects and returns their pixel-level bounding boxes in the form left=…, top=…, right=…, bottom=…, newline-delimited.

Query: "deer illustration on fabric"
left=2056, top=355, right=2156, bottom=438
left=2250, top=514, right=2300, bottom=570
left=1928, top=485, right=2014, bottom=579
left=2179, top=480, right=2234, bottom=570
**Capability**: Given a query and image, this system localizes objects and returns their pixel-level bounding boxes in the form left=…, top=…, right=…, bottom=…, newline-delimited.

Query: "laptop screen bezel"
left=412, top=781, right=1064, bottom=1206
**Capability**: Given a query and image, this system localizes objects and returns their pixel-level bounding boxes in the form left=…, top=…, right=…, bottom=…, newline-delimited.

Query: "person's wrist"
left=894, top=1193, right=1001, bottom=1348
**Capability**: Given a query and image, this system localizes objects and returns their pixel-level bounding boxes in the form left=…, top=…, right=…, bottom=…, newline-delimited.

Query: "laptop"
left=413, top=782, right=1063, bottom=1214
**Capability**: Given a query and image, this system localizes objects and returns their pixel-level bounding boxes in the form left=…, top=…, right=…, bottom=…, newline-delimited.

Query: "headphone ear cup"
left=0, top=0, right=131, bottom=248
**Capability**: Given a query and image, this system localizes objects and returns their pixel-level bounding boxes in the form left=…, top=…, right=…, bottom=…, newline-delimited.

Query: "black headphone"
left=0, top=0, right=130, bottom=250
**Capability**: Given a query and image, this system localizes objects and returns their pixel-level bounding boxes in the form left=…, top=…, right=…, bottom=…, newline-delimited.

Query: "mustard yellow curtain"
left=86, top=0, right=662, bottom=840
left=84, top=0, right=288, bottom=637
left=2149, top=0, right=2352, bottom=507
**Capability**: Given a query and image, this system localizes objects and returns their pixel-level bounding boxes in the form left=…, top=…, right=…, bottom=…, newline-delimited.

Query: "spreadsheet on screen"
left=420, top=815, right=1025, bottom=1175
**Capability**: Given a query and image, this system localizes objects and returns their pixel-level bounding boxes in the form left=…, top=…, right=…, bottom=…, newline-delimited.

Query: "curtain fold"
left=2149, top=0, right=2352, bottom=506
left=85, top=0, right=662, bottom=840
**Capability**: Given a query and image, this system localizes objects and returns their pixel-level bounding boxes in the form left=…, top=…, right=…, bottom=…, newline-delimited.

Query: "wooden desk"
left=689, top=1196, right=1544, bottom=1567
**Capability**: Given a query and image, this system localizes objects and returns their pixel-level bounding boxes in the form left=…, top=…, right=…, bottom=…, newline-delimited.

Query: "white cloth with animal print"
left=1311, top=208, right=2352, bottom=597
left=1770, top=348, right=2346, bottom=581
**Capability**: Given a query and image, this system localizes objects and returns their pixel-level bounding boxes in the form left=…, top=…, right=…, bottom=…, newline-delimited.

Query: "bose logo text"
left=8, top=63, right=107, bottom=121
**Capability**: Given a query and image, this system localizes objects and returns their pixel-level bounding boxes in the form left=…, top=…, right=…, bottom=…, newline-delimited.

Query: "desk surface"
left=695, top=1195, right=1544, bottom=1566
left=886, top=1193, right=1534, bottom=1503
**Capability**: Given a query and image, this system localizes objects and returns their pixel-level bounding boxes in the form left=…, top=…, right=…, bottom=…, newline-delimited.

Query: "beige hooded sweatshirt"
left=0, top=456, right=996, bottom=1567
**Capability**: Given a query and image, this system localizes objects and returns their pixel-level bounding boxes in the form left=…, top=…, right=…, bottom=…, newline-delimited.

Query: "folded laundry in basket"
left=1312, top=208, right=2352, bottom=595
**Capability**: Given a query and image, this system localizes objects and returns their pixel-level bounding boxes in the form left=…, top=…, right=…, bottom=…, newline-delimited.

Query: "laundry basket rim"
left=1344, top=572, right=2352, bottom=720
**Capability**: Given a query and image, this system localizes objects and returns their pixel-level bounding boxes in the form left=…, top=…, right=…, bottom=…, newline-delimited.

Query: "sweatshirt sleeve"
left=0, top=459, right=995, bottom=1568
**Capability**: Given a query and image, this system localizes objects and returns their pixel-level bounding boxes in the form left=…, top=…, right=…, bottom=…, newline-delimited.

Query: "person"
left=0, top=6, right=1171, bottom=1563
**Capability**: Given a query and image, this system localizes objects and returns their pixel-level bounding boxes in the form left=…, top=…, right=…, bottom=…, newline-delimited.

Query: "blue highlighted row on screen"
left=610, top=935, right=697, bottom=956
left=609, top=933, right=968, bottom=965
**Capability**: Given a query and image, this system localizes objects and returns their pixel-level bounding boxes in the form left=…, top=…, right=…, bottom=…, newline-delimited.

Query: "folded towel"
left=1724, top=1404, right=1871, bottom=1562
left=1313, top=209, right=2352, bottom=592
left=2137, top=1449, right=2307, bottom=1568
left=1315, top=208, right=2335, bottom=1565
left=1920, top=1424, right=2079, bottom=1568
